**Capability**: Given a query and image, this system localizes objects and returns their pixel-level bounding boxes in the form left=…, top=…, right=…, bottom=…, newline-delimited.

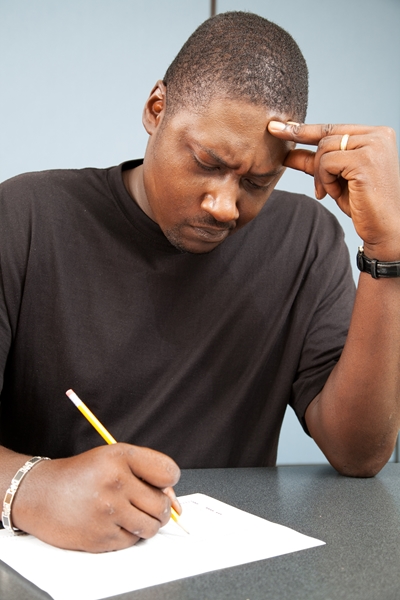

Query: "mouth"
left=190, top=226, right=231, bottom=243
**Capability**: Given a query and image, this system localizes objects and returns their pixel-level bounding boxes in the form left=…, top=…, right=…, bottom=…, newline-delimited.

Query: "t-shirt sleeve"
left=289, top=217, right=356, bottom=435
left=0, top=266, right=12, bottom=394
left=0, top=174, right=33, bottom=394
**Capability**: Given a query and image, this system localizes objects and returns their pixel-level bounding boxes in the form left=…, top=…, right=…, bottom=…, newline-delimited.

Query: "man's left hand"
left=268, top=121, right=400, bottom=260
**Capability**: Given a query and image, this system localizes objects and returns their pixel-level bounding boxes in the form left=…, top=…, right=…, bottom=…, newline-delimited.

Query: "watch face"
left=356, top=250, right=365, bottom=272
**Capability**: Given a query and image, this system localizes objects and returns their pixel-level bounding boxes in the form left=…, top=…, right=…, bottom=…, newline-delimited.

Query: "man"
left=0, top=12, right=399, bottom=552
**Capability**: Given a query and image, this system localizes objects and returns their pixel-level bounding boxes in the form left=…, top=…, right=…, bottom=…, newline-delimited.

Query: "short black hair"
left=163, top=11, right=308, bottom=122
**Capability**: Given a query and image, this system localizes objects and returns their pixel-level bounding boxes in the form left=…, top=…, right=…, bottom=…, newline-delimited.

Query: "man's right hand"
left=9, top=444, right=180, bottom=552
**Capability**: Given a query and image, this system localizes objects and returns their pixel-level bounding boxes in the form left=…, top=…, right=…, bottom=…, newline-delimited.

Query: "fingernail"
left=174, top=498, right=182, bottom=512
left=268, top=120, right=286, bottom=131
left=314, top=187, right=320, bottom=200
left=287, top=121, right=300, bottom=126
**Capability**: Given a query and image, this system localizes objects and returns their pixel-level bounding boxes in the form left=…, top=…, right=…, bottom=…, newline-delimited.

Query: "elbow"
left=330, top=449, right=393, bottom=478
left=333, top=461, right=384, bottom=478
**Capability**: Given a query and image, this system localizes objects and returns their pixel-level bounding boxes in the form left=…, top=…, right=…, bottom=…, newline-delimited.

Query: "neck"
left=122, top=164, right=155, bottom=221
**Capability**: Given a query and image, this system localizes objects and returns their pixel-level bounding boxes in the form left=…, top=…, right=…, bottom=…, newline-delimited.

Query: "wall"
left=0, top=1, right=208, bottom=180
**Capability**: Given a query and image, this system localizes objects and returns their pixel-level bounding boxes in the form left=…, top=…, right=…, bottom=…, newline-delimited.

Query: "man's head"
left=127, top=12, right=308, bottom=254
left=163, top=11, right=308, bottom=122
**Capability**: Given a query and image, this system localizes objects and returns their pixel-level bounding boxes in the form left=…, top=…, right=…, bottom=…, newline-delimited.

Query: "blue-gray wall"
left=0, top=1, right=208, bottom=179
left=1, top=0, right=399, bottom=464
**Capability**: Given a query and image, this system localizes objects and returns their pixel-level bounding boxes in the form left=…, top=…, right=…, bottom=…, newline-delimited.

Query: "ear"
left=142, top=80, right=167, bottom=135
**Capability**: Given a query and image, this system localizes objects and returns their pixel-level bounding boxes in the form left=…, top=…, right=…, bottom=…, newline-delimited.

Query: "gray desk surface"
left=1, top=463, right=399, bottom=600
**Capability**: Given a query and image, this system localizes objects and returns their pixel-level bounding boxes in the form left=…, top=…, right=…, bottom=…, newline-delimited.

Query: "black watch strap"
left=357, top=246, right=400, bottom=279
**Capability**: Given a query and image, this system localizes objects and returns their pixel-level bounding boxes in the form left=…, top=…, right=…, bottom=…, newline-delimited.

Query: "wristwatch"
left=357, top=246, right=400, bottom=279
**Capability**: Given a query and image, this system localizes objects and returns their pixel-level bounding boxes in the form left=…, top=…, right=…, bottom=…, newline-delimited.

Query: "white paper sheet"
left=0, top=493, right=324, bottom=600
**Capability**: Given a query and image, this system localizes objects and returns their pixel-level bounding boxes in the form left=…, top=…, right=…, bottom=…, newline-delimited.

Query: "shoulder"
left=0, top=166, right=110, bottom=200
left=254, top=188, right=346, bottom=247
left=267, top=188, right=341, bottom=226
left=0, top=166, right=116, bottom=226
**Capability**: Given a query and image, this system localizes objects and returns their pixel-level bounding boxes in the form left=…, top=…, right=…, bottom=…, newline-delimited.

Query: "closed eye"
left=193, top=153, right=271, bottom=191
left=244, top=178, right=270, bottom=191
left=192, top=155, right=219, bottom=172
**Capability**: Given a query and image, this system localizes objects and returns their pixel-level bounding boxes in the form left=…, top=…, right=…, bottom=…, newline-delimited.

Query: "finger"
left=313, top=134, right=354, bottom=200
left=284, top=148, right=315, bottom=175
left=113, top=443, right=181, bottom=489
left=124, top=475, right=172, bottom=526
left=286, top=134, right=356, bottom=200
left=284, top=143, right=347, bottom=201
left=84, top=525, right=141, bottom=553
left=268, top=121, right=376, bottom=146
left=316, top=154, right=344, bottom=201
left=284, top=148, right=333, bottom=200
left=117, top=502, right=164, bottom=540
left=162, top=486, right=182, bottom=515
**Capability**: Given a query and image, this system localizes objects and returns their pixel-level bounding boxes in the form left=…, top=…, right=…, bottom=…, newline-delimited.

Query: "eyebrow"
left=196, top=144, right=284, bottom=178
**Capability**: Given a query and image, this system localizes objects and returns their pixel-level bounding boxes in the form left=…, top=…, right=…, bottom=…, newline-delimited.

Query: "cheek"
left=152, top=179, right=200, bottom=227
left=159, top=172, right=203, bottom=209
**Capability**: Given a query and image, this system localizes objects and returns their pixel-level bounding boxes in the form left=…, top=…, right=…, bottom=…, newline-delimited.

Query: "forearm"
left=306, top=272, right=400, bottom=476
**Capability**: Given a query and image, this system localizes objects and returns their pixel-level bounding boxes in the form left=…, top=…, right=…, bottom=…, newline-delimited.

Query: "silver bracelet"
left=2, top=456, right=51, bottom=533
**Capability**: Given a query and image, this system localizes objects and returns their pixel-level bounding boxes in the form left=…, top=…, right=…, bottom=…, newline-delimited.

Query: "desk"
left=1, top=463, right=399, bottom=599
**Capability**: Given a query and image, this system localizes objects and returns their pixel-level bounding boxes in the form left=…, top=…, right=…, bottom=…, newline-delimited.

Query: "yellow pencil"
left=66, top=388, right=188, bottom=534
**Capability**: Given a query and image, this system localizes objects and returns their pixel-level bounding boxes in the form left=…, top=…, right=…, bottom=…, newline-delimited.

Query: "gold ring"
left=340, top=134, right=350, bottom=151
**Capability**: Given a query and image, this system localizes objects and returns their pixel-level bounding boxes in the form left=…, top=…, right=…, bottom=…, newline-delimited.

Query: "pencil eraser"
left=66, top=389, right=80, bottom=406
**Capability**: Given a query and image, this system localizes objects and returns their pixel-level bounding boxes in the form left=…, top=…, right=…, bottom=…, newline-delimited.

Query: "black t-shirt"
left=0, top=160, right=355, bottom=467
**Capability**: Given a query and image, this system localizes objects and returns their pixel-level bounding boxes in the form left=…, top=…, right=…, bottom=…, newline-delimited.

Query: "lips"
left=191, top=226, right=231, bottom=242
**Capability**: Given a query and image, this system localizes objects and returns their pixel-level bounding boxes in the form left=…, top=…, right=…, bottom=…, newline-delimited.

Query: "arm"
left=0, top=192, right=181, bottom=551
left=269, top=121, right=400, bottom=476
left=0, top=443, right=181, bottom=552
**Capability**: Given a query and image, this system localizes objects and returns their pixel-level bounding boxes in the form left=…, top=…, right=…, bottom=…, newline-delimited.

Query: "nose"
left=200, top=182, right=240, bottom=223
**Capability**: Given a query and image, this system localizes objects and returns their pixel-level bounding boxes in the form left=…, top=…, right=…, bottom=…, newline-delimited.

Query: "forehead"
left=164, top=97, right=291, bottom=171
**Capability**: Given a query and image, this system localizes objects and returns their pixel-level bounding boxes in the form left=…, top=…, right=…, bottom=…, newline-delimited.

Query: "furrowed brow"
left=197, top=144, right=284, bottom=178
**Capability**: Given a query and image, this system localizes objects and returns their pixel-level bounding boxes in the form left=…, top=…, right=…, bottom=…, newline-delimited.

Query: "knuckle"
left=317, top=136, right=330, bottom=150
left=354, top=169, right=370, bottom=186
left=104, top=467, right=127, bottom=490
left=380, top=126, right=396, bottom=142
left=159, top=498, right=172, bottom=526
left=112, top=475, right=124, bottom=490
left=112, top=441, right=131, bottom=457
left=321, top=123, right=335, bottom=137
left=126, top=511, right=157, bottom=539
left=319, top=153, right=328, bottom=167
left=303, top=152, right=315, bottom=176
left=140, top=519, right=161, bottom=540
left=364, top=144, right=375, bottom=160
left=359, top=145, right=375, bottom=169
left=95, top=494, right=118, bottom=516
left=104, top=502, right=116, bottom=516
left=149, top=519, right=162, bottom=538
left=290, top=123, right=302, bottom=136
left=100, top=501, right=116, bottom=517
left=152, top=451, right=181, bottom=485
left=165, top=459, right=181, bottom=485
